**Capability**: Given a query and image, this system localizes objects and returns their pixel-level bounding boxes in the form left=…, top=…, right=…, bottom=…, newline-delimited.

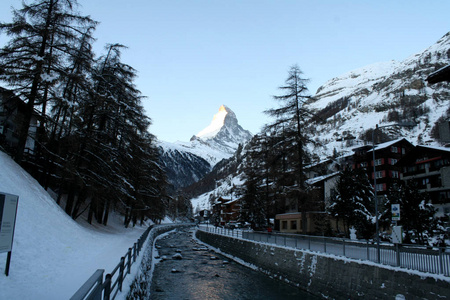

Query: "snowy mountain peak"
left=196, top=105, right=236, bottom=139
left=158, top=105, right=253, bottom=190
left=191, top=105, right=252, bottom=156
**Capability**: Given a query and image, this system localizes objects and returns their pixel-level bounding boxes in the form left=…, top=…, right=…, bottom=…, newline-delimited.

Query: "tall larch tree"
left=0, top=0, right=97, bottom=164
left=264, top=64, right=315, bottom=232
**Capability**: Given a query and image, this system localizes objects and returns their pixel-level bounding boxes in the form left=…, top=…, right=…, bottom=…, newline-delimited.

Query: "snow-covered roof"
left=427, top=64, right=450, bottom=84
left=306, top=171, right=340, bottom=185
left=367, top=138, right=411, bottom=153
left=417, top=144, right=450, bottom=153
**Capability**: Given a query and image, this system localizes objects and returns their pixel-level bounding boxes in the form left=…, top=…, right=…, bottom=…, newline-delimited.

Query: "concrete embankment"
left=126, top=224, right=193, bottom=299
left=196, top=230, right=450, bottom=299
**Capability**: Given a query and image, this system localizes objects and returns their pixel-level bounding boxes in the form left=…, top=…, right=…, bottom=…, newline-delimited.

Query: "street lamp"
left=371, top=122, right=415, bottom=263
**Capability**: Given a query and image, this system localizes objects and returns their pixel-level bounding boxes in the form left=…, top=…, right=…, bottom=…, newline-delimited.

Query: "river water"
left=149, top=228, right=319, bottom=300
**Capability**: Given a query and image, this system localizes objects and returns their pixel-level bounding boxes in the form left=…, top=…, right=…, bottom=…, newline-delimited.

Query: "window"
left=407, top=166, right=416, bottom=172
left=391, top=146, right=398, bottom=153
left=391, top=171, right=399, bottom=178
left=375, top=171, right=383, bottom=179
left=390, top=158, right=398, bottom=165
left=376, top=184, right=384, bottom=192
left=291, top=220, right=297, bottom=230
left=360, top=162, right=368, bottom=168
left=374, top=159, right=383, bottom=166
left=282, top=221, right=288, bottom=230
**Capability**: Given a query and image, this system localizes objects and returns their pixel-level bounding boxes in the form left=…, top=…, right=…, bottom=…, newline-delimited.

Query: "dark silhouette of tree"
left=0, top=0, right=97, bottom=163
left=0, top=2, right=168, bottom=228
left=328, top=168, right=375, bottom=239
left=263, top=64, right=316, bottom=232
left=387, top=181, right=436, bottom=244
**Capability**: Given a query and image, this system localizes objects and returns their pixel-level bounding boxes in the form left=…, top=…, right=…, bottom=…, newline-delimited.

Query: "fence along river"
left=200, top=225, right=450, bottom=276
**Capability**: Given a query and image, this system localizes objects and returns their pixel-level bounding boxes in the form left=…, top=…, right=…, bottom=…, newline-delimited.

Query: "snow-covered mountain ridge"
left=190, top=105, right=252, bottom=159
left=158, top=105, right=253, bottom=190
left=306, top=31, right=450, bottom=158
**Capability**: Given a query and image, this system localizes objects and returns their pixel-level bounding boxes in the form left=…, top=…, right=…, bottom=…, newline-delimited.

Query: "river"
left=149, top=227, right=319, bottom=300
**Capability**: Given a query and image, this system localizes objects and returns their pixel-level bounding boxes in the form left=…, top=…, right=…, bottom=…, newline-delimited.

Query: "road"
left=150, top=227, right=318, bottom=300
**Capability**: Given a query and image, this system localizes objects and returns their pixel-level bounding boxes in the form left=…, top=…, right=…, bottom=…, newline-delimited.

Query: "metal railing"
left=71, top=225, right=153, bottom=300
left=199, top=225, right=450, bottom=276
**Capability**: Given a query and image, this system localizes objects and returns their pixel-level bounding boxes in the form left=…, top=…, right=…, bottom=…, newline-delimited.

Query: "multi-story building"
left=352, top=138, right=414, bottom=196
left=211, top=197, right=240, bottom=226
left=398, top=145, right=450, bottom=218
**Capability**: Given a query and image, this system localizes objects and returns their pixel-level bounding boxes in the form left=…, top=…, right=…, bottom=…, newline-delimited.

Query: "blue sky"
left=1, top=1, right=449, bottom=142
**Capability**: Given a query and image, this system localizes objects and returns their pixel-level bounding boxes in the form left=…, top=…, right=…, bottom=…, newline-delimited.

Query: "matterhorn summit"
left=158, top=105, right=253, bottom=190
left=196, top=105, right=232, bottom=139
left=192, top=105, right=252, bottom=153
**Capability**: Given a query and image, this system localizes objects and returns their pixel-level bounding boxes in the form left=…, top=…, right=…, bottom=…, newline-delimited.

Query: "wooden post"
left=133, top=243, right=137, bottom=262
left=103, top=273, right=112, bottom=300
left=118, top=257, right=125, bottom=291
left=127, top=248, right=132, bottom=274
left=5, top=251, right=12, bottom=276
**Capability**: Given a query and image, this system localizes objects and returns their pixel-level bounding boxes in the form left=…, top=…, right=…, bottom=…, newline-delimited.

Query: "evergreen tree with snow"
left=328, top=167, right=376, bottom=239
left=387, top=181, right=436, bottom=244
left=0, top=0, right=97, bottom=163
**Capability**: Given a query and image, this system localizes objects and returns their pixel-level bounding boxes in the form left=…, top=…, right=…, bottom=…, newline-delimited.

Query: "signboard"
left=0, top=193, right=19, bottom=253
left=391, top=225, right=403, bottom=244
left=391, top=204, right=400, bottom=221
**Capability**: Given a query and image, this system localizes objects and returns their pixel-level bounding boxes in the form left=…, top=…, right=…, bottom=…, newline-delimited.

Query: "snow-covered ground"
left=0, top=151, right=153, bottom=300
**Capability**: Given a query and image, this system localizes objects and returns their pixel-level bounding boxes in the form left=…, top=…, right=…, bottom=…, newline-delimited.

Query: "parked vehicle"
left=225, top=221, right=238, bottom=229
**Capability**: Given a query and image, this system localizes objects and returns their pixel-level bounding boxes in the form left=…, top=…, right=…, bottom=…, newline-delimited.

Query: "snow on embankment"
left=0, top=151, right=146, bottom=300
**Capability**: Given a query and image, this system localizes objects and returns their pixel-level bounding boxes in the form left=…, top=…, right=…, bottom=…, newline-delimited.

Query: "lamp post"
left=371, top=124, right=381, bottom=264
left=371, top=122, right=415, bottom=264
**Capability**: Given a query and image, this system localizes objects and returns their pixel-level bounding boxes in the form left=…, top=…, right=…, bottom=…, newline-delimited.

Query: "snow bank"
left=0, top=151, right=147, bottom=300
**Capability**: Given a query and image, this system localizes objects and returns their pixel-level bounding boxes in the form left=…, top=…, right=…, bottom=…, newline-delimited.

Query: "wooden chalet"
left=211, top=197, right=240, bottom=226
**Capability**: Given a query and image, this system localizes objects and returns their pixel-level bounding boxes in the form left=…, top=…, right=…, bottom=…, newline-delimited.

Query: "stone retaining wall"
left=196, top=230, right=450, bottom=299
left=126, top=224, right=192, bottom=299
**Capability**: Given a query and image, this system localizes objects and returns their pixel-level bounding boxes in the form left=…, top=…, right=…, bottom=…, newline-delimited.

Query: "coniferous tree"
left=0, top=2, right=168, bottom=227
left=238, top=135, right=269, bottom=229
left=387, top=181, right=436, bottom=244
left=328, top=168, right=375, bottom=239
left=264, top=64, right=316, bottom=232
left=0, top=0, right=97, bottom=163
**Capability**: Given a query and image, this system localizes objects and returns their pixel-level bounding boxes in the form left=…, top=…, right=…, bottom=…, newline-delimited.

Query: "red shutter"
left=383, top=183, right=387, bottom=191
left=382, top=170, right=386, bottom=177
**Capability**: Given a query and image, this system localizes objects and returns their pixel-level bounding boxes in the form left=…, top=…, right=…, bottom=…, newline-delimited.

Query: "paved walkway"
left=150, top=228, right=318, bottom=300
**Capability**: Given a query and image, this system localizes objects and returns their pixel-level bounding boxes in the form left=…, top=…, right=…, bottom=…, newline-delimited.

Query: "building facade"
left=398, top=145, right=450, bottom=218
left=352, top=138, right=414, bottom=196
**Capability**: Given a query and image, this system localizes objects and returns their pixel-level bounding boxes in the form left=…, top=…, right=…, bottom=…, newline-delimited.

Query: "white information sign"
left=0, top=193, right=19, bottom=253
left=391, top=204, right=400, bottom=221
